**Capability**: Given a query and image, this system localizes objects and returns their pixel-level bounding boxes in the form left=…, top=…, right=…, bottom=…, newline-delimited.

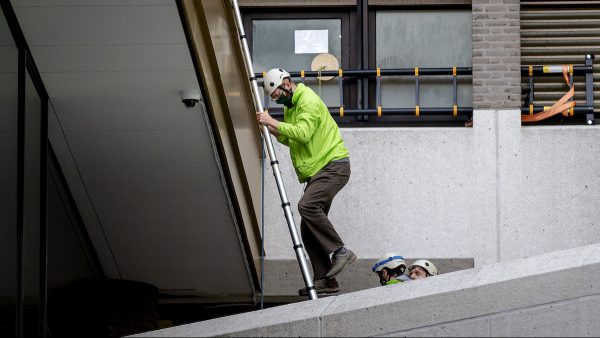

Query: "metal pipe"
left=256, top=67, right=474, bottom=78
left=339, top=107, right=474, bottom=115
left=231, top=0, right=317, bottom=300
left=453, top=69, right=458, bottom=108
left=361, top=0, right=369, bottom=119
left=271, top=107, right=474, bottom=117
left=585, top=54, right=595, bottom=124
left=528, top=67, right=534, bottom=106
left=17, top=43, right=25, bottom=338
left=520, top=106, right=594, bottom=114
left=274, top=106, right=595, bottom=117
left=414, top=68, right=421, bottom=116
left=339, top=70, right=344, bottom=114
left=520, top=65, right=592, bottom=76
left=255, top=65, right=592, bottom=78
left=376, top=68, right=381, bottom=116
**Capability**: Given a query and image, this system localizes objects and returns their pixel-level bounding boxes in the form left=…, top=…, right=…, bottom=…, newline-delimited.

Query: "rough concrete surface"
left=262, top=113, right=600, bottom=268
left=134, top=242, right=600, bottom=337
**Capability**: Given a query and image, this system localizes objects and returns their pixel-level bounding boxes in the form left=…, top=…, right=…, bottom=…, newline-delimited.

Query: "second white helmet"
left=263, top=68, right=291, bottom=97
left=409, top=259, right=438, bottom=276
left=372, top=253, right=406, bottom=273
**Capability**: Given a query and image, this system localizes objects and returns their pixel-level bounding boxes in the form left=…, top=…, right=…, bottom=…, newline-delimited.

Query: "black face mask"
left=276, top=88, right=293, bottom=108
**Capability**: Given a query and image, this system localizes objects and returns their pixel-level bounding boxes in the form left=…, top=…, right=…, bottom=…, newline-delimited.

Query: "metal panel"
left=239, top=0, right=356, bottom=7
left=521, top=0, right=600, bottom=111
left=180, top=0, right=265, bottom=296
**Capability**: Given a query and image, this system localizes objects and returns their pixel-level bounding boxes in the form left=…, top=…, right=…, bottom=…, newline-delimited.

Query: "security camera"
left=180, top=89, right=201, bottom=109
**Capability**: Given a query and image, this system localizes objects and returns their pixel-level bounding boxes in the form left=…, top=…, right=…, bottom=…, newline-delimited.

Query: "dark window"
left=243, top=3, right=472, bottom=126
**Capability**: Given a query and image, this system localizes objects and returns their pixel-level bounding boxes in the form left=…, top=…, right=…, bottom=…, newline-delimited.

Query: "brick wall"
left=472, top=0, right=521, bottom=109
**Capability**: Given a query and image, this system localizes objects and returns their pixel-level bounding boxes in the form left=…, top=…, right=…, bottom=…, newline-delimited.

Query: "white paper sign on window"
left=294, top=30, right=328, bottom=54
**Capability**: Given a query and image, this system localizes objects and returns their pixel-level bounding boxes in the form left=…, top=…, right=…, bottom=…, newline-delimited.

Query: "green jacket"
left=276, top=83, right=349, bottom=183
left=385, top=275, right=411, bottom=285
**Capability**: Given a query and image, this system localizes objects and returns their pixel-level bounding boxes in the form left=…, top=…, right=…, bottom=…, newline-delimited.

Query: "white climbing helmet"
left=372, top=253, right=406, bottom=273
left=263, top=68, right=291, bottom=97
left=409, top=259, right=438, bottom=276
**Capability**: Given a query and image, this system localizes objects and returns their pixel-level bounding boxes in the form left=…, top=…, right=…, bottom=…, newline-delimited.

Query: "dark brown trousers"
left=299, top=161, right=350, bottom=280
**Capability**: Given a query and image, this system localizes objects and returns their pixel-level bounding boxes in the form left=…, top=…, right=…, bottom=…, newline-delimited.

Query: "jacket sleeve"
left=276, top=134, right=290, bottom=146
left=276, top=101, right=320, bottom=144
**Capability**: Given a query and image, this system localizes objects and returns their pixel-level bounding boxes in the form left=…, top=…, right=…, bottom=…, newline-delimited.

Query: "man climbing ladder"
left=257, top=68, right=357, bottom=296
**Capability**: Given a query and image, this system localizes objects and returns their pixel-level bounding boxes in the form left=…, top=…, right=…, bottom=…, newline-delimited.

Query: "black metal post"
left=528, top=66, right=534, bottom=107
left=453, top=67, right=458, bottom=117
left=569, top=65, right=574, bottom=118
left=376, top=68, right=381, bottom=117
left=361, top=0, right=368, bottom=121
left=415, top=68, right=420, bottom=117
left=39, top=96, right=48, bottom=338
left=16, top=44, right=25, bottom=338
left=339, top=69, right=344, bottom=117
left=585, top=54, right=595, bottom=125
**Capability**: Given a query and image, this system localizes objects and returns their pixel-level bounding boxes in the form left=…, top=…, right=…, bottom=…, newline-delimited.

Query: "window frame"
left=367, top=5, right=473, bottom=125
left=243, top=2, right=473, bottom=126
left=242, top=9, right=362, bottom=124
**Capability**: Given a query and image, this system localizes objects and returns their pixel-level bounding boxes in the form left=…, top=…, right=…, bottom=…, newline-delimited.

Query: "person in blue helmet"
left=372, top=253, right=411, bottom=286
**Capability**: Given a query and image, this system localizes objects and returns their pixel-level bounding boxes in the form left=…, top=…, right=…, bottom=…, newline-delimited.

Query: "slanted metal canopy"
left=12, top=0, right=263, bottom=302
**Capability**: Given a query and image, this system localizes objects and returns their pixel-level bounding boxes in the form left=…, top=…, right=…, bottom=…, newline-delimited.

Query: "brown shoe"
left=298, top=278, right=340, bottom=297
left=325, top=248, right=357, bottom=279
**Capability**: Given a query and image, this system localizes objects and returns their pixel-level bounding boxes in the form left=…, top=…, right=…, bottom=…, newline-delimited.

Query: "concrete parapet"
left=263, top=116, right=600, bottom=268
left=134, top=242, right=600, bottom=337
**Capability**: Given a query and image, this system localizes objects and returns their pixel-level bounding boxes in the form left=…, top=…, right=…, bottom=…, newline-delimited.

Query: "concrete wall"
left=133, top=242, right=600, bottom=337
left=260, top=110, right=600, bottom=269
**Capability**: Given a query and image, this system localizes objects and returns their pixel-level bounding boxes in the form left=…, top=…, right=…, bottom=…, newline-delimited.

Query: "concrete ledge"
left=137, top=296, right=335, bottom=337
left=262, top=258, right=474, bottom=300
left=134, top=243, right=600, bottom=337
left=384, top=294, right=600, bottom=337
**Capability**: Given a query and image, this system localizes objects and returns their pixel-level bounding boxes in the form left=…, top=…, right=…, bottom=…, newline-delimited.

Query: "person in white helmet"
left=256, top=68, right=355, bottom=296
left=408, top=259, right=438, bottom=280
left=372, top=253, right=411, bottom=286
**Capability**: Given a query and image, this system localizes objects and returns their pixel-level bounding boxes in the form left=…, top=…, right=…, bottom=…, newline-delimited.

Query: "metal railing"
left=521, top=54, right=595, bottom=125
left=258, top=67, right=473, bottom=119
left=258, top=54, right=595, bottom=125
